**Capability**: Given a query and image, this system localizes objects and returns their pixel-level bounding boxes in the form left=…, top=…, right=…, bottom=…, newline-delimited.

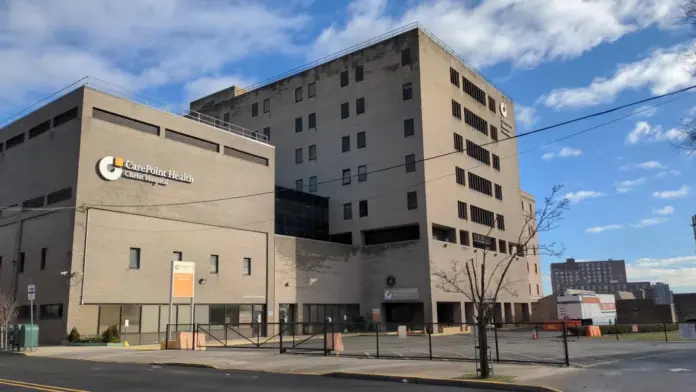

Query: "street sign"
left=27, top=284, right=35, bottom=294
left=124, top=319, right=130, bottom=328
left=28, top=293, right=35, bottom=301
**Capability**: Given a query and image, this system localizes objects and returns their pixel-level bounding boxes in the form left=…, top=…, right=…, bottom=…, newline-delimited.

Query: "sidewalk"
left=23, top=346, right=575, bottom=388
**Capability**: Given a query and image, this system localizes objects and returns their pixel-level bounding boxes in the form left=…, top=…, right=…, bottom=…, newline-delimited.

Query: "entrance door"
left=383, top=302, right=424, bottom=329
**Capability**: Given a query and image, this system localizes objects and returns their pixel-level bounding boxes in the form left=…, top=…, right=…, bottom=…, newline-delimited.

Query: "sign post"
left=168, top=261, right=195, bottom=342
left=27, top=284, right=35, bottom=352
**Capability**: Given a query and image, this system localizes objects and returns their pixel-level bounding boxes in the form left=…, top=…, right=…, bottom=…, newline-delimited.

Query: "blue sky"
left=1, top=0, right=694, bottom=293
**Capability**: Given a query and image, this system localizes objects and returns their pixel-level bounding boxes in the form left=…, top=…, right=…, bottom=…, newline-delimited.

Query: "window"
left=6, top=133, right=25, bottom=150
left=166, top=129, right=219, bottom=152
left=460, top=230, right=470, bottom=246
left=405, top=154, right=416, bottom=172
left=309, top=113, right=316, bottom=129
left=29, top=120, right=51, bottom=139
left=224, top=147, right=268, bottom=166
left=343, top=203, right=352, bottom=220
left=93, top=108, right=161, bottom=136
left=251, top=102, right=259, bottom=117
left=455, top=166, right=466, bottom=185
left=464, top=108, right=488, bottom=135
left=404, top=118, right=415, bottom=137
left=342, top=136, right=350, bottom=152
left=263, top=99, right=270, bottom=113
left=53, top=107, right=78, bottom=127
left=488, top=96, right=497, bottom=113
left=357, top=131, right=366, bottom=148
left=470, top=205, right=495, bottom=227
left=495, top=184, right=503, bottom=200
left=308, top=144, right=317, bottom=161
left=341, top=102, right=349, bottom=119
left=295, top=148, right=303, bottom=164
left=243, top=258, right=251, bottom=275
left=342, top=169, right=351, bottom=185
left=452, top=100, right=462, bottom=119
left=493, top=154, right=500, bottom=171
left=472, top=232, right=496, bottom=251
left=463, top=77, right=486, bottom=105
left=263, top=127, right=271, bottom=142
left=466, top=139, right=491, bottom=165
left=534, top=264, right=538, bottom=274
left=210, top=255, right=219, bottom=274
left=529, top=284, right=532, bottom=295
left=40, top=304, right=63, bottom=320
left=359, top=200, right=368, bottom=217
left=490, top=125, right=498, bottom=141
left=295, top=117, right=303, bottom=133
left=498, top=239, right=507, bottom=254
left=537, top=284, right=540, bottom=295
left=468, top=172, right=493, bottom=196
left=450, top=67, right=460, bottom=87
left=453, top=133, right=464, bottom=151
left=129, top=248, right=140, bottom=269
left=309, top=176, right=317, bottom=192
left=46, top=187, right=72, bottom=205
left=21, top=195, right=44, bottom=209
left=19, top=252, right=25, bottom=273
left=402, top=83, right=413, bottom=100
left=356, top=65, right=364, bottom=82
left=496, top=214, right=506, bottom=231
left=223, top=112, right=230, bottom=123
left=401, top=48, right=411, bottom=66
left=356, top=98, right=365, bottom=115
left=340, top=71, right=349, bottom=87
left=358, top=165, right=367, bottom=182
left=40, top=248, right=47, bottom=270
left=457, top=201, right=467, bottom=220
left=295, top=179, right=303, bottom=191
left=407, top=191, right=417, bottom=210
left=295, top=87, right=303, bottom=102
left=173, top=251, right=183, bottom=261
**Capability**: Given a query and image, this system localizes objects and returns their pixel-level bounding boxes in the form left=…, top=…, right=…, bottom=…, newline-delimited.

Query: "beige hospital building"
left=0, top=26, right=542, bottom=344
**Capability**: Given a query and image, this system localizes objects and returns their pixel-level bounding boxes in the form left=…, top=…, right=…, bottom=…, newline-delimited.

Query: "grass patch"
left=458, top=374, right=517, bottom=383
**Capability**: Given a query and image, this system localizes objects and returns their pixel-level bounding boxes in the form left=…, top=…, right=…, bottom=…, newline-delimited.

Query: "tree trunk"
left=477, top=322, right=490, bottom=378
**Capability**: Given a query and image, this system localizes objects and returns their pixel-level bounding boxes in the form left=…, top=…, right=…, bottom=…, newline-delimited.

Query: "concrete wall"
left=674, top=293, right=696, bottom=321
left=532, top=295, right=558, bottom=322
left=616, top=299, right=675, bottom=323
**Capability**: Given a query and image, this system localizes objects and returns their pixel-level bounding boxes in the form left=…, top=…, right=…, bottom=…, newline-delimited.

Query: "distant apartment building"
left=550, top=258, right=627, bottom=294
left=648, top=282, right=673, bottom=305
left=192, top=25, right=543, bottom=323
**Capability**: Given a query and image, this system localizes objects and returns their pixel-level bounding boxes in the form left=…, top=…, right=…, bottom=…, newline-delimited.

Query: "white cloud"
left=654, top=206, right=675, bottom=215
left=516, top=105, right=538, bottom=128
left=636, top=160, right=666, bottom=170
left=627, top=257, right=696, bottom=289
left=586, top=224, right=623, bottom=233
left=656, top=169, right=681, bottom=178
left=633, top=105, right=659, bottom=117
left=542, top=40, right=696, bottom=109
left=310, top=0, right=682, bottom=69
left=653, top=185, right=689, bottom=199
left=625, top=121, right=687, bottom=145
left=629, top=218, right=665, bottom=228
left=636, top=256, right=696, bottom=268
left=564, top=190, right=603, bottom=203
left=541, top=146, right=583, bottom=160
left=0, top=0, right=309, bottom=106
left=183, top=75, right=256, bottom=103
left=615, top=177, right=646, bottom=193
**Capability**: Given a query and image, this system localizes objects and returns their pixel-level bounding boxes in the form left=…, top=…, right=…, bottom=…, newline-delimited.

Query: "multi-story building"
left=550, top=258, right=627, bottom=294
left=192, top=26, right=540, bottom=325
left=648, top=282, right=673, bottom=305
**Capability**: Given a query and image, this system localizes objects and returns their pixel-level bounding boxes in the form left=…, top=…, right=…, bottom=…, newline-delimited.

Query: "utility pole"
left=691, top=215, right=696, bottom=250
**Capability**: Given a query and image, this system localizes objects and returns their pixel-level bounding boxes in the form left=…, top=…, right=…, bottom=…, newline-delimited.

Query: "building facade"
left=192, top=27, right=540, bottom=326
left=550, top=258, right=628, bottom=294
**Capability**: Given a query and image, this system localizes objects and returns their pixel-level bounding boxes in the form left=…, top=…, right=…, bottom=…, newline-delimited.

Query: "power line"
left=74, top=93, right=687, bottom=233
left=87, top=82, right=696, bottom=209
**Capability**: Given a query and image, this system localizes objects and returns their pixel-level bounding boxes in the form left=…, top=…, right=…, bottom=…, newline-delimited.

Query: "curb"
left=0, top=351, right=29, bottom=356
left=149, top=362, right=219, bottom=369
left=325, top=372, right=563, bottom=392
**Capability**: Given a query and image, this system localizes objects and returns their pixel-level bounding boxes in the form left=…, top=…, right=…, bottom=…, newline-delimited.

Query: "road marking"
left=0, top=378, right=88, bottom=392
left=575, top=359, right=621, bottom=368
left=669, top=368, right=690, bottom=372
left=364, top=352, right=372, bottom=358
left=631, top=353, right=670, bottom=360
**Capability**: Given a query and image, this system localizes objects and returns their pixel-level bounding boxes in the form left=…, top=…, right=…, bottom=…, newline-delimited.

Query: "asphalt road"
left=536, top=348, right=696, bottom=392
left=0, top=355, right=488, bottom=392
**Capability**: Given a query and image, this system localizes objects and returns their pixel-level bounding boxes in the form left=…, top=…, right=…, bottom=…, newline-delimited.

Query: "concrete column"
left=522, top=303, right=531, bottom=322
left=504, top=303, right=513, bottom=324
left=464, top=302, right=475, bottom=323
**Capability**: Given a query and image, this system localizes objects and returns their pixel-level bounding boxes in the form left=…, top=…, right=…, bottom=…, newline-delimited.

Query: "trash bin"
left=17, top=324, right=39, bottom=350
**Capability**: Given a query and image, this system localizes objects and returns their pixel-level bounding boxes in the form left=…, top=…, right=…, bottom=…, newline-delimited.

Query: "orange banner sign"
left=172, top=261, right=195, bottom=298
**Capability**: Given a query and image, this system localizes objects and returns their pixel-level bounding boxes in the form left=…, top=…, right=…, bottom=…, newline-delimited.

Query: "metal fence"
left=165, top=321, right=570, bottom=366
left=568, top=322, right=694, bottom=343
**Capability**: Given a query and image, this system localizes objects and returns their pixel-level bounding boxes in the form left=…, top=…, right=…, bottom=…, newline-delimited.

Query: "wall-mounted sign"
left=384, top=287, right=419, bottom=301
left=171, top=261, right=195, bottom=298
left=98, top=156, right=194, bottom=186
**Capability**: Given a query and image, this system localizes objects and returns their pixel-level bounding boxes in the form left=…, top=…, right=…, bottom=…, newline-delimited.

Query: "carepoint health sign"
left=98, top=156, right=194, bottom=186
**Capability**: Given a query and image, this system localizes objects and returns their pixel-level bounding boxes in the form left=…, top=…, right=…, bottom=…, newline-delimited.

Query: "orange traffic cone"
left=531, top=328, right=537, bottom=340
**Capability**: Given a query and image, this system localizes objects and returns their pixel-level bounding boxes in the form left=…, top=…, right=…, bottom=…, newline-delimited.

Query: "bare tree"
left=0, top=291, right=19, bottom=348
left=679, top=0, right=696, bottom=154
left=431, top=185, right=568, bottom=378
